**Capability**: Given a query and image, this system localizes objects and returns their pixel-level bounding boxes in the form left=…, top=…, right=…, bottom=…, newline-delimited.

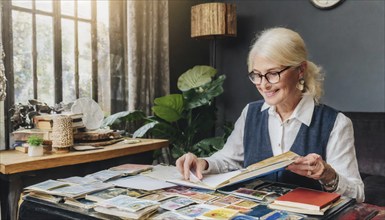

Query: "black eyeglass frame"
left=248, top=66, right=292, bottom=85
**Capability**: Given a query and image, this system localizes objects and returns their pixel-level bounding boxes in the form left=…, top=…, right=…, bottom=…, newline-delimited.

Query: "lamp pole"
left=191, top=2, right=237, bottom=136
left=210, top=37, right=217, bottom=69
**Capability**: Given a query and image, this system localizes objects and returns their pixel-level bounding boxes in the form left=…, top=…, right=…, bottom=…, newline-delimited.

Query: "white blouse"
left=204, top=95, right=365, bottom=202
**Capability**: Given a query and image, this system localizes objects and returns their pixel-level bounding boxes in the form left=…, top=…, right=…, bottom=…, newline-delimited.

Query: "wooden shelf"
left=0, top=139, right=168, bottom=174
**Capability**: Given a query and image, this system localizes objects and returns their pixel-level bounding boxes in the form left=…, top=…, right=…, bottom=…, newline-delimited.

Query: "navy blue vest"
left=243, top=100, right=338, bottom=190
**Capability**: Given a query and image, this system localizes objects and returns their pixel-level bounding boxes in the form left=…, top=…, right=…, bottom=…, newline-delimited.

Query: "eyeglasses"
left=248, top=66, right=292, bottom=85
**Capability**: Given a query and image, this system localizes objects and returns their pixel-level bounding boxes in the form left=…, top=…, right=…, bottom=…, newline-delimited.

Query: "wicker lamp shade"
left=191, top=2, right=237, bottom=39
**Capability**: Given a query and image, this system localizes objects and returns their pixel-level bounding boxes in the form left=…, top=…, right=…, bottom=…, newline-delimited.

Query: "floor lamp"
left=191, top=2, right=237, bottom=69
left=191, top=2, right=237, bottom=137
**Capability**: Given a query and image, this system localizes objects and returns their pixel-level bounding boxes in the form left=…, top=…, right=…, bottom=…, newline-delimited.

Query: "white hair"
left=247, top=27, right=324, bottom=103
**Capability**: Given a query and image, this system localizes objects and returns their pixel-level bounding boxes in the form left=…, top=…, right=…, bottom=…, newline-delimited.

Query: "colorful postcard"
left=140, top=193, right=175, bottom=202
left=177, top=188, right=215, bottom=197
left=205, top=201, right=228, bottom=207
left=178, top=190, right=198, bottom=196
left=215, top=195, right=244, bottom=205
left=256, top=185, right=292, bottom=196
left=163, top=185, right=192, bottom=194
left=244, top=180, right=265, bottom=190
left=160, top=196, right=196, bottom=211
left=85, top=187, right=128, bottom=202
left=176, top=204, right=214, bottom=218
left=231, top=188, right=272, bottom=201
left=126, top=188, right=151, bottom=198
left=225, top=205, right=251, bottom=213
left=191, top=188, right=215, bottom=194
left=189, top=192, right=218, bottom=202
left=208, top=192, right=227, bottom=198
left=99, top=195, right=159, bottom=212
left=120, top=200, right=159, bottom=212
left=152, top=211, right=191, bottom=220
left=250, top=190, right=272, bottom=200
left=200, top=207, right=238, bottom=219
left=233, top=200, right=260, bottom=209
left=234, top=188, right=257, bottom=195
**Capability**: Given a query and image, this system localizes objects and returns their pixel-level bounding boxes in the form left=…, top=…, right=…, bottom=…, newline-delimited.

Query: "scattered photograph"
left=160, top=196, right=196, bottom=211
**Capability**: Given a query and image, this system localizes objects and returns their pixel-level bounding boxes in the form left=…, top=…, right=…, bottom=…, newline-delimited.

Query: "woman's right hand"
left=175, top=152, right=208, bottom=180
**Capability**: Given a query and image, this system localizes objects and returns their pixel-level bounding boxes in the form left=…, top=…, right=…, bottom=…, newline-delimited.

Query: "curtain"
left=126, top=0, right=169, bottom=115
left=0, top=1, right=6, bottom=101
left=0, top=1, right=6, bottom=150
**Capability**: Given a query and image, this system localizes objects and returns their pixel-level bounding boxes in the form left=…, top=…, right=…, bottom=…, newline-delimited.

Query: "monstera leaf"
left=133, top=121, right=158, bottom=138
left=177, top=65, right=217, bottom=92
left=101, top=110, right=145, bottom=128
left=191, top=137, right=225, bottom=157
left=183, top=75, right=226, bottom=110
left=152, top=94, right=184, bottom=122
left=103, top=65, right=231, bottom=161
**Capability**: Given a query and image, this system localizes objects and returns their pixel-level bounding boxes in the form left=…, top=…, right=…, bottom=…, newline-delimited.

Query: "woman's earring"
left=296, top=78, right=305, bottom=92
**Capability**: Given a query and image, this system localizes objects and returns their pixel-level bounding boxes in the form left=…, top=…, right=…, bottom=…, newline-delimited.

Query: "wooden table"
left=0, top=138, right=168, bottom=220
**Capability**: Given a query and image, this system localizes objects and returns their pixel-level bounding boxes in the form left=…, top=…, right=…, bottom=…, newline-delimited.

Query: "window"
left=1, top=0, right=114, bottom=149
left=10, top=0, right=110, bottom=107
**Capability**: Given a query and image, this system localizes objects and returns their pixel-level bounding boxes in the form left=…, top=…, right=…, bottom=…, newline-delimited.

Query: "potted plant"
left=102, top=65, right=233, bottom=163
left=27, top=135, right=44, bottom=157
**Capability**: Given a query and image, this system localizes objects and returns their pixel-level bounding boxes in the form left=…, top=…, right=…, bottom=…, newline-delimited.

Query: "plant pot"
left=28, top=146, right=44, bottom=157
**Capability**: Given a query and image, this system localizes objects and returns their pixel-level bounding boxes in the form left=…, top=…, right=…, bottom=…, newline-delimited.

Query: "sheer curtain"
left=126, top=1, right=169, bottom=115
left=0, top=1, right=6, bottom=149
left=0, top=2, right=5, bottom=101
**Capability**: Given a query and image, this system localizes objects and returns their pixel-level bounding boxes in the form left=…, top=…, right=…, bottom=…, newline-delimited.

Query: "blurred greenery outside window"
left=0, top=0, right=114, bottom=149
left=10, top=0, right=111, bottom=112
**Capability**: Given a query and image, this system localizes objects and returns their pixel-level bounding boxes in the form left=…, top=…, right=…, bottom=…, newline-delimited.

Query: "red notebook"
left=273, top=187, right=341, bottom=211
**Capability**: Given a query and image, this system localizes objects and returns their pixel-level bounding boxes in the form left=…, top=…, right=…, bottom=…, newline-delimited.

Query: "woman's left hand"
left=286, top=153, right=336, bottom=183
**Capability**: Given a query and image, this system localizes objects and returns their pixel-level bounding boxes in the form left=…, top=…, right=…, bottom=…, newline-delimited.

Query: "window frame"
left=9, top=0, right=98, bottom=103
left=1, top=0, right=110, bottom=149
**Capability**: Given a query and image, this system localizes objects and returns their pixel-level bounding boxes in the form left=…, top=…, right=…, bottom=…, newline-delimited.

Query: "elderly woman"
left=176, top=27, right=364, bottom=202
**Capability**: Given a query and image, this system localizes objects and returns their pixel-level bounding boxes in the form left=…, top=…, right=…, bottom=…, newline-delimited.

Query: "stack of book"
left=267, top=187, right=341, bottom=215
left=24, top=179, right=114, bottom=199
left=33, top=113, right=84, bottom=130
left=85, top=188, right=131, bottom=202
left=12, top=113, right=84, bottom=152
left=26, top=191, right=64, bottom=204
left=63, top=198, right=97, bottom=211
left=93, top=195, right=160, bottom=219
left=12, top=129, right=53, bottom=152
